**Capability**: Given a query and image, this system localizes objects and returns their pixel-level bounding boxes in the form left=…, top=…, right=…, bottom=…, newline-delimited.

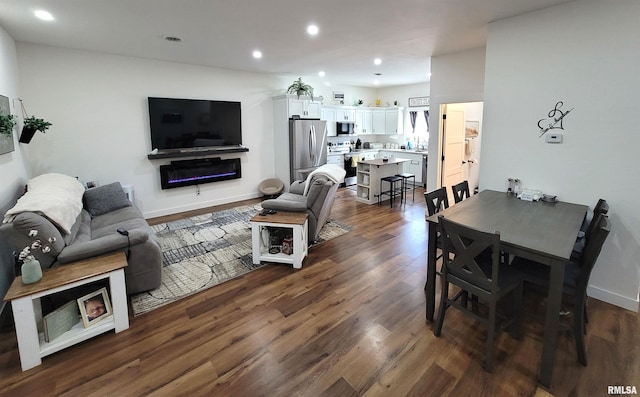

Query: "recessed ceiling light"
left=374, top=72, right=382, bottom=76
left=307, top=24, right=319, bottom=36
left=34, top=10, right=54, bottom=21
left=318, top=71, right=325, bottom=77
left=374, top=58, right=382, bottom=65
left=252, top=50, right=263, bottom=59
left=373, top=80, right=380, bottom=86
left=164, top=36, right=182, bottom=42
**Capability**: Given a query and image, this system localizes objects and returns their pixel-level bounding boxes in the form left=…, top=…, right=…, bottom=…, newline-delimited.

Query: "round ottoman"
left=258, top=178, right=284, bottom=198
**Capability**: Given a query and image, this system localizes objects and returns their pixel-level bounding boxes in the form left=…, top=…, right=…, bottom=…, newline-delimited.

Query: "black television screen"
left=148, top=97, right=242, bottom=151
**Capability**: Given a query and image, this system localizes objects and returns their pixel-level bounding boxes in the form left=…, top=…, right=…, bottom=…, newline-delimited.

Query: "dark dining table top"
left=426, top=190, right=588, bottom=262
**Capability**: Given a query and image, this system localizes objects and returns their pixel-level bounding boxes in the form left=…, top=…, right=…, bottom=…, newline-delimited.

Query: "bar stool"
left=379, top=175, right=403, bottom=207
left=396, top=173, right=416, bottom=203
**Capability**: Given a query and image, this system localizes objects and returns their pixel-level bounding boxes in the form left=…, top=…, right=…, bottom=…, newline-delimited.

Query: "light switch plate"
left=546, top=133, right=563, bottom=143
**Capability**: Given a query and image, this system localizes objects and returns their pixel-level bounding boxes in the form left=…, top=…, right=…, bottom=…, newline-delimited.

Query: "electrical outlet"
left=546, top=133, right=563, bottom=143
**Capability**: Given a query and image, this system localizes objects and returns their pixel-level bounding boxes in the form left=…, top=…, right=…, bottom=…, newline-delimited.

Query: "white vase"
left=21, top=258, right=43, bottom=284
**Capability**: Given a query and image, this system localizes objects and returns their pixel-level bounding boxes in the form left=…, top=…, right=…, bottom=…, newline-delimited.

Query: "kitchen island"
left=356, top=157, right=410, bottom=204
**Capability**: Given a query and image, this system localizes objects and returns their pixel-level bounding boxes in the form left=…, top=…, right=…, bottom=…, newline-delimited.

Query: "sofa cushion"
left=90, top=206, right=149, bottom=238
left=83, top=182, right=131, bottom=217
left=261, top=193, right=307, bottom=212
left=63, top=210, right=91, bottom=246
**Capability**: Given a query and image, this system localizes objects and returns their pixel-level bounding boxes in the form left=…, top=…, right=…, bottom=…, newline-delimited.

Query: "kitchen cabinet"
left=355, top=109, right=372, bottom=134
left=326, top=153, right=344, bottom=169
left=372, top=110, right=386, bottom=134
left=322, top=108, right=337, bottom=136
left=400, top=152, right=423, bottom=184
left=274, top=94, right=322, bottom=119
left=385, top=107, right=404, bottom=134
left=336, top=108, right=355, bottom=122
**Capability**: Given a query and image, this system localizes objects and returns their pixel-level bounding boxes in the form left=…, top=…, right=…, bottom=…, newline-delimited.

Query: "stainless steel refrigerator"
left=289, top=119, right=327, bottom=182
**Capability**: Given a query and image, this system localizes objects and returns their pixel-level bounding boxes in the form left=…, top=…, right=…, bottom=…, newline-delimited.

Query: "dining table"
left=425, top=189, right=588, bottom=388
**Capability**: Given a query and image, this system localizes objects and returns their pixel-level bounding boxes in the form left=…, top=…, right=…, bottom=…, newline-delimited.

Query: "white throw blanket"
left=303, top=164, right=347, bottom=196
left=3, top=173, right=86, bottom=234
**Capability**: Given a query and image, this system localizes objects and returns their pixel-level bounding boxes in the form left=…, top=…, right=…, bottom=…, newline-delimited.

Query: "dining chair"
left=572, top=199, right=608, bottom=261
left=451, top=180, right=470, bottom=204
left=425, top=186, right=449, bottom=215
left=510, top=213, right=611, bottom=366
left=424, top=187, right=450, bottom=290
left=433, top=215, right=523, bottom=372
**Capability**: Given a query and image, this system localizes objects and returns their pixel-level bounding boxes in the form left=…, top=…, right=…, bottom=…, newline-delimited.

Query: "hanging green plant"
left=20, top=116, right=52, bottom=144
left=23, top=116, right=52, bottom=133
left=0, top=114, right=17, bottom=135
left=286, top=77, right=314, bottom=99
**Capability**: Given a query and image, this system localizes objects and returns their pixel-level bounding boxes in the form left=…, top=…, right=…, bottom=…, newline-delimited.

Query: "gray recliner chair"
left=261, top=166, right=345, bottom=245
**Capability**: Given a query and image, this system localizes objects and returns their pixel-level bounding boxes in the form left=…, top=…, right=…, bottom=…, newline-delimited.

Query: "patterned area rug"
left=130, top=204, right=351, bottom=316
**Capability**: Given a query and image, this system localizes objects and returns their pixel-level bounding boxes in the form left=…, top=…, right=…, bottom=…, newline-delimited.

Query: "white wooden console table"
left=4, top=251, right=129, bottom=371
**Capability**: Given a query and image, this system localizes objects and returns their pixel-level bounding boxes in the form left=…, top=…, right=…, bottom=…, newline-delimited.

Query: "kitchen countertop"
left=345, top=149, right=428, bottom=154
left=359, top=157, right=411, bottom=166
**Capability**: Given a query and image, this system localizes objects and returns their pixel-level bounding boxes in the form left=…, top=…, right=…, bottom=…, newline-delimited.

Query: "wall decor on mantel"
left=0, top=95, right=15, bottom=155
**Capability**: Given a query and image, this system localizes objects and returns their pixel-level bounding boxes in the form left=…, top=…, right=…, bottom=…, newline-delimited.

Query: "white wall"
left=0, top=25, right=28, bottom=305
left=377, top=82, right=430, bottom=110
left=0, top=27, right=27, bottom=213
left=428, top=47, right=486, bottom=192
left=481, top=0, right=640, bottom=310
left=15, top=44, right=386, bottom=219
left=17, top=44, right=279, bottom=218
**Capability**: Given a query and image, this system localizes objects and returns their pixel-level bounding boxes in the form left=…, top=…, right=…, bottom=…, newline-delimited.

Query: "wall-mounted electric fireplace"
left=160, top=157, right=241, bottom=189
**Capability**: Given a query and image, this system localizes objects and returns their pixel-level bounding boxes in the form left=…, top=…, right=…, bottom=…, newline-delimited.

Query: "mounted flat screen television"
left=148, top=97, right=242, bottom=151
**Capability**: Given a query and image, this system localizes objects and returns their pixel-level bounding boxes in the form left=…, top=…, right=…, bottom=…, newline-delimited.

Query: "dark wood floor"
left=1, top=187, right=638, bottom=396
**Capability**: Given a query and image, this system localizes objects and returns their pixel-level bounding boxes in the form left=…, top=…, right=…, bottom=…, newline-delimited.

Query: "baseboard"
left=588, top=285, right=639, bottom=313
left=143, top=192, right=262, bottom=219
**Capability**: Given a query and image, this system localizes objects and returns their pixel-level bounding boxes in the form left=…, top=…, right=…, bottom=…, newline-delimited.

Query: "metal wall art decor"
left=538, top=101, right=573, bottom=138
left=0, top=95, right=15, bottom=155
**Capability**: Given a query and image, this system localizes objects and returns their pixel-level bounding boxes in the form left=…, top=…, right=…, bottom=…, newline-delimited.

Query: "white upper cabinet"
left=275, top=94, right=322, bottom=118
left=355, top=109, right=372, bottom=134
left=323, top=105, right=404, bottom=134
left=385, top=107, right=404, bottom=134
left=372, top=110, right=386, bottom=134
left=322, top=108, right=337, bottom=136
left=335, top=108, right=355, bottom=122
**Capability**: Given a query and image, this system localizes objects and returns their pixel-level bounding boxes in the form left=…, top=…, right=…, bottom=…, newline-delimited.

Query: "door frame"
left=436, top=101, right=484, bottom=194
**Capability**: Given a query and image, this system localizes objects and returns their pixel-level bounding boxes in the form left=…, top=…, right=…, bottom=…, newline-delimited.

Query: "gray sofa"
left=261, top=165, right=345, bottom=244
left=1, top=176, right=161, bottom=295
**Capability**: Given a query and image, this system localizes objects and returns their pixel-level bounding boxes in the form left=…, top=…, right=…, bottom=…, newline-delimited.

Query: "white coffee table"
left=251, top=211, right=308, bottom=269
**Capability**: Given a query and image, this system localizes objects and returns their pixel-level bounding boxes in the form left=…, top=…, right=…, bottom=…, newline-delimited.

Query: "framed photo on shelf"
left=78, top=287, right=112, bottom=328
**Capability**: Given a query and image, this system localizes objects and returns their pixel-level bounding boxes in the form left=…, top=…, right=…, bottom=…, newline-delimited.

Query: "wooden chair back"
left=452, top=180, right=470, bottom=204
left=425, top=187, right=449, bottom=216
left=577, top=213, right=611, bottom=292
left=438, top=215, right=501, bottom=293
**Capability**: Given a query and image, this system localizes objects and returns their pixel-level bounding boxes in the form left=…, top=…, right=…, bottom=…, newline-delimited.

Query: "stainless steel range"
left=328, top=141, right=356, bottom=186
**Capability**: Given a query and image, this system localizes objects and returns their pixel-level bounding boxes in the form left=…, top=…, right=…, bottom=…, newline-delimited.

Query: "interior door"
left=441, top=107, right=465, bottom=190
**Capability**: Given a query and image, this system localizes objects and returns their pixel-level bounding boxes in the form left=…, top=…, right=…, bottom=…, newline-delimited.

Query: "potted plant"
left=0, top=114, right=16, bottom=136
left=287, top=77, right=314, bottom=99
left=19, top=116, right=52, bottom=144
